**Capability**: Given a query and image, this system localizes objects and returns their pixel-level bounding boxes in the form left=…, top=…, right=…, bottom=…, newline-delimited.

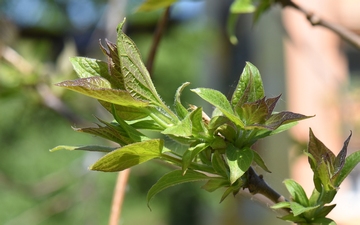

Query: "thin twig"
left=109, top=169, right=131, bottom=225
left=146, top=7, right=171, bottom=75
left=277, top=0, right=360, bottom=49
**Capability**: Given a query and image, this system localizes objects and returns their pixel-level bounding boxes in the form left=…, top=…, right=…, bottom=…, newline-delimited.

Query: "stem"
left=146, top=7, right=171, bottom=75
left=277, top=0, right=360, bottom=50
left=108, top=169, right=131, bottom=225
left=160, top=153, right=218, bottom=175
left=245, top=167, right=290, bottom=213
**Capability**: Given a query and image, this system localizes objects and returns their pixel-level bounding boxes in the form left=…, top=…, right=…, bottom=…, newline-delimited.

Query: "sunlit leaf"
left=147, top=170, right=209, bottom=207
left=56, top=77, right=148, bottom=107
left=192, top=88, right=244, bottom=127
left=117, top=20, right=165, bottom=108
left=231, top=62, right=264, bottom=107
left=90, top=139, right=163, bottom=172
left=70, top=57, right=108, bottom=78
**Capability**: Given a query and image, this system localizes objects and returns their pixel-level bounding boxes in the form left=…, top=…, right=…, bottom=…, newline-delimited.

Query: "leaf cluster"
left=272, top=131, right=360, bottom=224
left=51, top=19, right=309, bottom=207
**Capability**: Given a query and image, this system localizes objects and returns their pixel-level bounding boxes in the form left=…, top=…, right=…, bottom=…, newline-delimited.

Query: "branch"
left=245, top=167, right=290, bottom=214
left=146, top=7, right=171, bottom=75
left=278, top=0, right=360, bottom=49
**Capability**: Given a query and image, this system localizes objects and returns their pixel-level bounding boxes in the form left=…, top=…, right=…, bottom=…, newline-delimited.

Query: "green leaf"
left=311, top=217, right=337, bottom=225
left=212, top=150, right=229, bottom=177
left=192, top=88, right=244, bottom=127
left=253, top=0, right=272, bottom=23
left=271, top=201, right=291, bottom=209
left=99, top=100, right=149, bottom=121
left=50, top=145, right=117, bottom=153
left=90, top=139, right=163, bottom=172
left=137, top=0, right=177, bottom=12
left=315, top=204, right=336, bottom=218
left=226, top=12, right=240, bottom=45
left=147, top=170, right=209, bottom=207
left=74, top=120, right=133, bottom=146
left=162, top=114, right=192, bottom=137
left=334, top=151, right=360, bottom=186
left=252, top=150, right=271, bottom=173
left=99, top=39, right=126, bottom=89
left=117, top=20, right=165, bottom=108
left=182, top=143, right=209, bottom=174
left=230, top=0, right=255, bottom=13
left=289, top=202, right=319, bottom=217
left=231, top=62, right=264, bottom=107
left=56, top=77, right=148, bottom=107
left=174, top=82, right=190, bottom=119
left=201, top=178, right=229, bottom=192
left=283, top=179, right=309, bottom=207
left=278, top=214, right=307, bottom=223
left=226, top=145, right=254, bottom=184
left=70, top=57, right=108, bottom=78
left=189, top=107, right=209, bottom=139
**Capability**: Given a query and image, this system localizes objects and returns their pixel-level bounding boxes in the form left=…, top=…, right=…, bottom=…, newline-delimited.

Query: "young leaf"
left=56, top=77, right=148, bottom=107
left=70, top=57, right=108, bottom=78
left=333, top=132, right=352, bottom=175
left=334, top=151, right=360, bottom=187
left=315, top=204, right=336, bottom=218
left=192, top=88, right=244, bottom=127
left=252, top=150, right=271, bottom=173
left=283, top=179, right=309, bottom=207
left=90, top=139, right=163, bottom=172
left=182, top=143, right=209, bottom=174
left=226, top=145, right=254, bottom=184
left=201, top=178, right=229, bottom=192
left=265, top=111, right=313, bottom=130
left=99, top=100, right=149, bottom=121
left=174, top=82, right=190, bottom=119
left=117, top=20, right=166, bottom=108
left=212, top=150, right=229, bottom=177
left=146, top=170, right=209, bottom=207
left=231, top=62, right=264, bottom=107
left=289, top=202, right=319, bottom=217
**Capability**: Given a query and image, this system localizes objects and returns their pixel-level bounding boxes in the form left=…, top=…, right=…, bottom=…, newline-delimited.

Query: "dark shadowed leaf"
left=147, top=170, right=209, bottom=207
left=226, top=145, right=253, bottom=184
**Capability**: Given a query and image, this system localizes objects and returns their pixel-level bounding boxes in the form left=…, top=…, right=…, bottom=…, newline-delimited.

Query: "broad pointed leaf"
left=70, top=57, right=108, bottom=78
left=192, top=88, right=244, bottom=127
left=231, top=62, right=264, bottom=107
left=117, top=20, right=165, bottom=107
left=252, top=150, right=271, bottom=173
left=56, top=77, right=148, bottom=107
left=226, top=145, right=254, bottom=184
left=289, top=202, right=319, bottom=217
left=90, top=139, right=163, bottom=172
left=182, top=143, right=209, bottom=173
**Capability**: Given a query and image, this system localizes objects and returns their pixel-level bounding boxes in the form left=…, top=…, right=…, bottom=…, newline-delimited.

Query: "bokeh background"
left=1, top=0, right=359, bottom=225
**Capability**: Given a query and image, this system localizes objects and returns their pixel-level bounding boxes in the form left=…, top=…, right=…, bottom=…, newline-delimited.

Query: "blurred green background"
left=0, top=0, right=291, bottom=224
